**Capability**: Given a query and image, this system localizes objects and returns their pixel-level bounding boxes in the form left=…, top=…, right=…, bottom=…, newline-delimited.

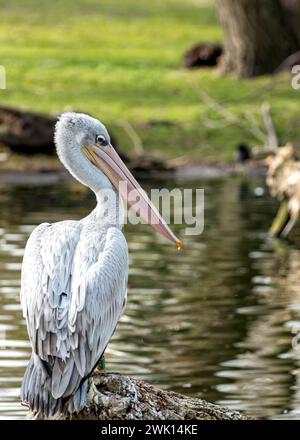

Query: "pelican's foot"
left=96, top=355, right=106, bottom=372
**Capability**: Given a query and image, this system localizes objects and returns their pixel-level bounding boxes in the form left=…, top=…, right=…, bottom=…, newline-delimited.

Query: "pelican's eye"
left=96, top=134, right=108, bottom=146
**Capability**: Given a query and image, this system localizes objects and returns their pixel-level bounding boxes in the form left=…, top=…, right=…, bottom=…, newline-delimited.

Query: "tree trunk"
left=26, top=372, right=248, bottom=420
left=280, top=0, right=300, bottom=42
left=215, top=0, right=299, bottom=77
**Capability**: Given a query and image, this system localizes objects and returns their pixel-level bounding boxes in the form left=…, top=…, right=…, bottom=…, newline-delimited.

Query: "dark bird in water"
left=236, top=143, right=252, bottom=163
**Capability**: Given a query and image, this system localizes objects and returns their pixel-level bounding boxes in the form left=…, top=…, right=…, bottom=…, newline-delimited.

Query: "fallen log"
left=26, top=372, right=248, bottom=420
left=265, top=144, right=300, bottom=237
left=0, top=106, right=56, bottom=154
left=252, top=103, right=300, bottom=237
left=0, top=106, right=173, bottom=175
left=0, top=106, right=126, bottom=159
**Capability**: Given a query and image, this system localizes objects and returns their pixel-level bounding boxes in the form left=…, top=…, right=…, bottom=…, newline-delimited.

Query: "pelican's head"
left=55, top=112, right=182, bottom=249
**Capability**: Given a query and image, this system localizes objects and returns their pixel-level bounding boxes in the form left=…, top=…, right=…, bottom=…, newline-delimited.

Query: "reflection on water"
left=2, top=176, right=300, bottom=419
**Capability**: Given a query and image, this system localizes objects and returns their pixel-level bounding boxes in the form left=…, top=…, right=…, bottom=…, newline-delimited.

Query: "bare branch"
left=202, top=115, right=236, bottom=129
left=117, top=119, right=144, bottom=155
left=191, top=83, right=266, bottom=143
left=261, top=102, right=279, bottom=148
left=274, top=49, right=300, bottom=74
left=244, top=111, right=267, bottom=143
left=191, top=83, right=239, bottom=124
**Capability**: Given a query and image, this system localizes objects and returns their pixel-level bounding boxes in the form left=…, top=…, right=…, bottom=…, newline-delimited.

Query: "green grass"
left=0, top=0, right=299, bottom=162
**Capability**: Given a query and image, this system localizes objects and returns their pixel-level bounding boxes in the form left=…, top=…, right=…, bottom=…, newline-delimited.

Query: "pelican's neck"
left=94, top=189, right=124, bottom=229
left=56, top=138, right=124, bottom=229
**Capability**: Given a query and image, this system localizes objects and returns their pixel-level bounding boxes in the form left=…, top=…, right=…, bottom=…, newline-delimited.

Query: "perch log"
left=26, top=372, right=248, bottom=420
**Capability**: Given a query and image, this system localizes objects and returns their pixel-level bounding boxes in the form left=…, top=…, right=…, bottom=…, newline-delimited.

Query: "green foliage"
left=0, top=0, right=299, bottom=161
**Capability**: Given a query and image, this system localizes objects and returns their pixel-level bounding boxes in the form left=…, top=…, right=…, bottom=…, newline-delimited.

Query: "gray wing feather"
left=21, top=221, right=128, bottom=402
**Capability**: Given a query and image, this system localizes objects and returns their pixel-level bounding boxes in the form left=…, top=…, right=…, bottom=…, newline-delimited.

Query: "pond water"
left=1, top=175, right=300, bottom=420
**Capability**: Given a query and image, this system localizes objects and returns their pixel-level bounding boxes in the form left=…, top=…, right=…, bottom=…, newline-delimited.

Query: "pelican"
left=20, top=112, right=182, bottom=417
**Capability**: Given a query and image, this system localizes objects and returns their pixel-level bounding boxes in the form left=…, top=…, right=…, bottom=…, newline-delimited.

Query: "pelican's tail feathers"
left=20, top=353, right=88, bottom=418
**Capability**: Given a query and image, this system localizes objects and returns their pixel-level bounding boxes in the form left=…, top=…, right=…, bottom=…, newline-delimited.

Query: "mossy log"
left=27, top=372, right=248, bottom=420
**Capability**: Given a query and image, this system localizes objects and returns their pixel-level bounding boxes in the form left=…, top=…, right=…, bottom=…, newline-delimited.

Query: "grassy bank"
left=0, top=0, right=299, bottom=163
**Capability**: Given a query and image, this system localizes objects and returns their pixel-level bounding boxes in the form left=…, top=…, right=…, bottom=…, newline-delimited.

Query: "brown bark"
left=27, top=372, right=249, bottom=420
left=280, top=0, right=300, bottom=42
left=215, top=0, right=299, bottom=77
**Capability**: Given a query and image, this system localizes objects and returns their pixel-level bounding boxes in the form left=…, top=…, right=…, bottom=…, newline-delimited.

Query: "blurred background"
left=0, top=0, right=300, bottom=164
left=1, top=0, right=300, bottom=420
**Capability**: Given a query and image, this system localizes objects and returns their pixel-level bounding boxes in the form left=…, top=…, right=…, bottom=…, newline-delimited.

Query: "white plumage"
left=20, top=112, right=180, bottom=417
left=21, top=216, right=127, bottom=415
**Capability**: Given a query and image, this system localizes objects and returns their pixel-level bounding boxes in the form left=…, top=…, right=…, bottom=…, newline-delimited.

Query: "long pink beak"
left=82, top=144, right=182, bottom=249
